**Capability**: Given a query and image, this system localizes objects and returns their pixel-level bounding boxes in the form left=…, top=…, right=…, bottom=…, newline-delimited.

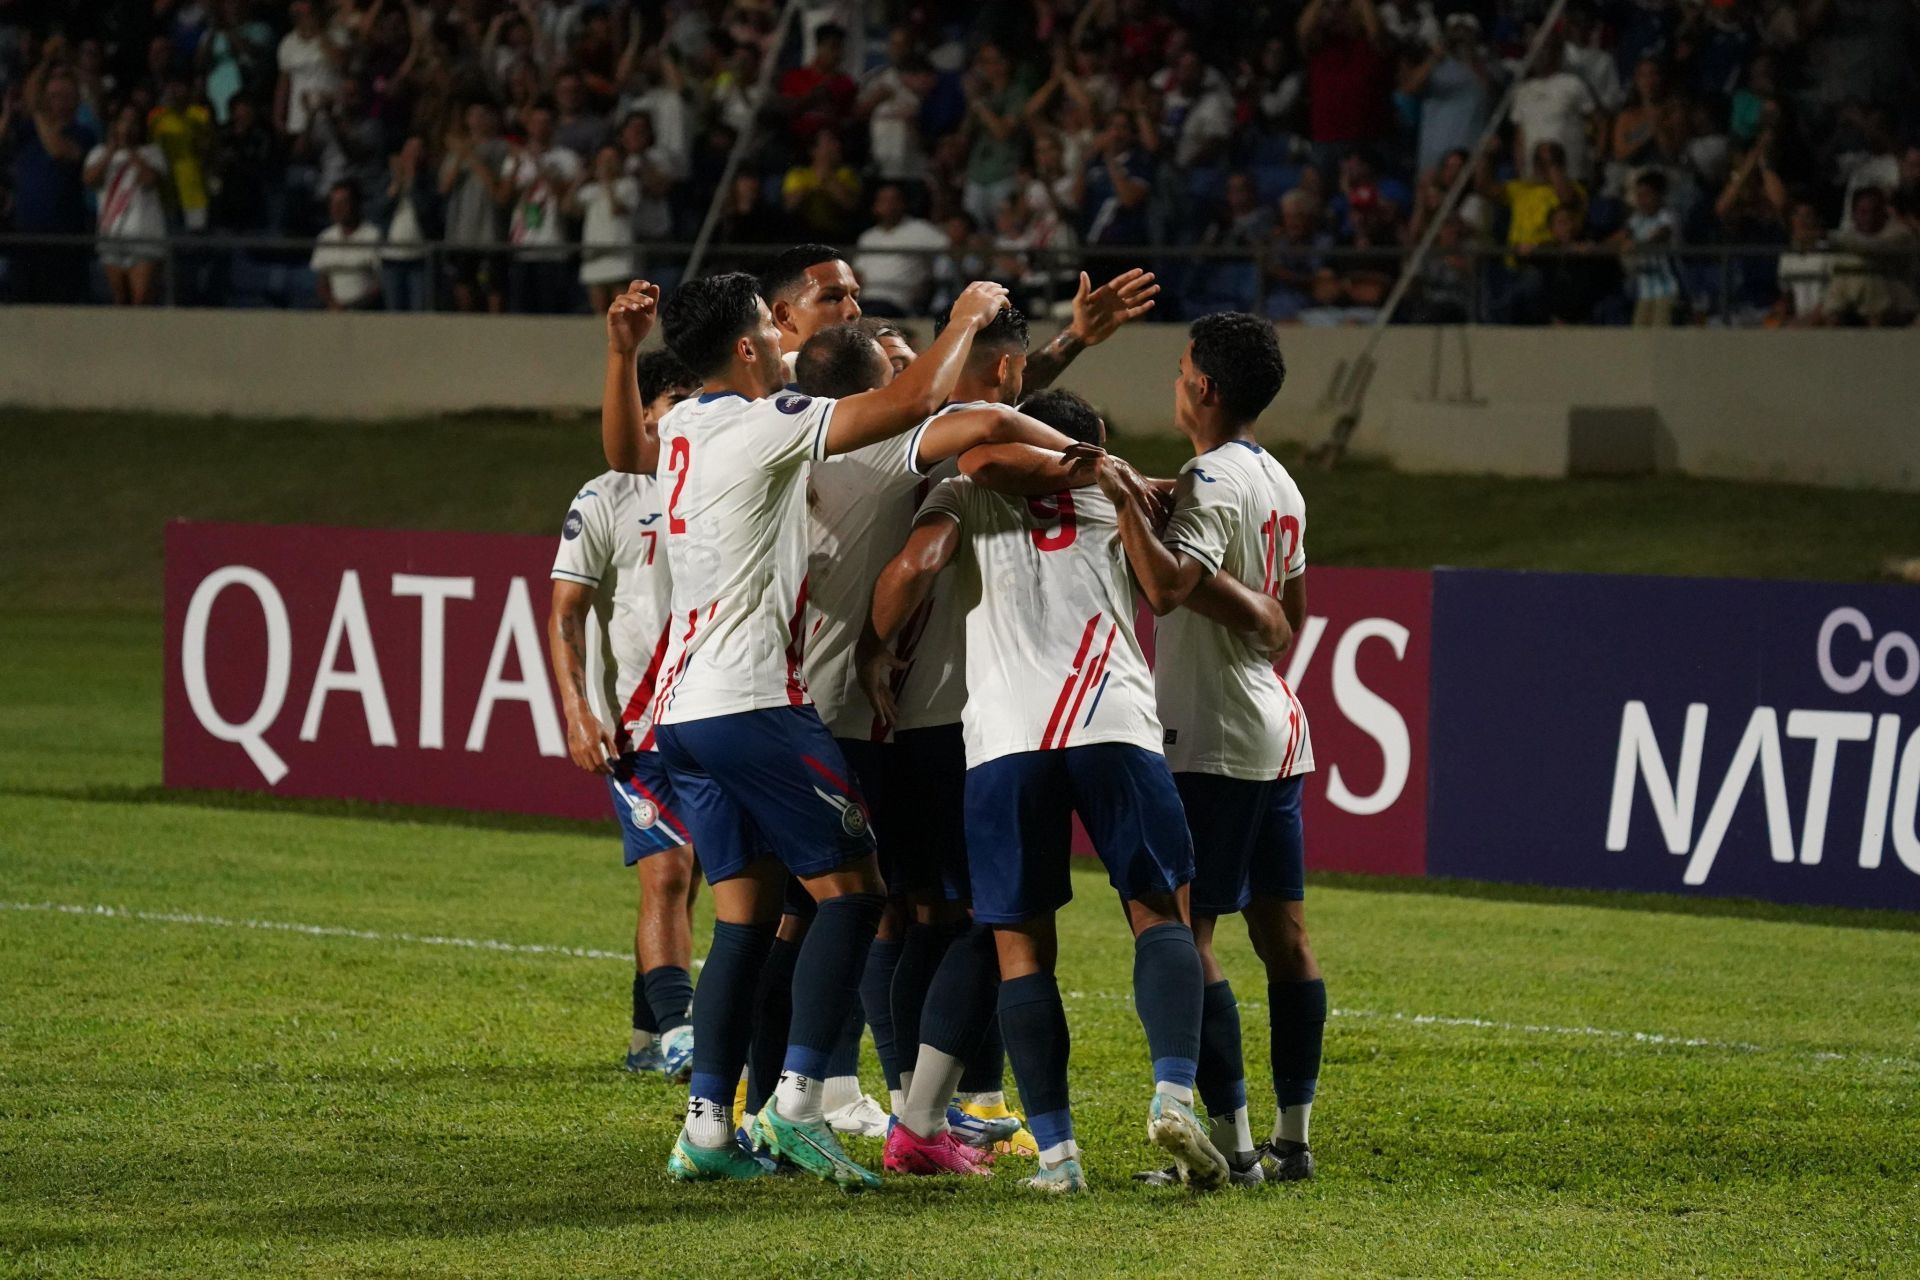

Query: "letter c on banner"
left=181, top=565, right=293, bottom=784
left=1817, top=607, right=1872, bottom=695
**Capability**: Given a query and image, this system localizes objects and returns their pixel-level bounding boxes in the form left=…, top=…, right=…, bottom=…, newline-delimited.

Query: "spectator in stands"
left=1407, top=213, right=1477, bottom=322
left=1405, top=14, right=1498, bottom=177
left=500, top=97, right=582, bottom=315
left=199, top=0, right=274, bottom=125
left=1774, top=200, right=1834, bottom=325
left=439, top=100, right=507, bottom=313
left=5, top=62, right=96, bottom=303
left=275, top=0, right=343, bottom=137
left=962, top=42, right=1025, bottom=228
left=782, top=127, right=861, bottom=242
left=1297, top=0, right=1392, bottom=170
left=858, top=32, right=932, bottom=197
left=930, top=210, right=989, bottom=312
left=85, top=102, right=169, bottom=305
left=1513, top=37, right=1597, bottom=184
left=616, top=112, right=677, bottom=243
left=713, top=171, right=785, bottom=249
left=1835, top=104, right=1901, bottom=233
left=1615, top=169, right=1681, bottom=325
left=778, top=22, right=854, bottom=148
left=1077, top=107, right=1154, bottom=249
left=1155, top=50, right=1234, bottom=172
left=311, top=180, right=381, bottom=310
left=309, top=75, right=383, bottom=212
left=381, top=134, right=436, bottom=312
left=854, top=182, right=947, bottom=315
left=209, top=95, right=280, bottom=233
left=1561, top=3, right=1624, bottom=114
left=1821, top=186, right=1916, bottom=326
left=1519, top=204, right=1617, bottom=324
left=1484, top=140, right=1588, bottom=254
left=553, top=70, right=608, bottom=159
left=571, top=144, right=637, bottom=315
left=1609, top=59, right=1683, bottom=187
left=1264, top=188, right=1334, bottom=320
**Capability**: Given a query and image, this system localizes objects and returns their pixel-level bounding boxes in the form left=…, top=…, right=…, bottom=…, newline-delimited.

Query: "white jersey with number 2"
left=916, top=477, right=1162, bottom=768
left=1154, top=440, right=1313, bottom=780
left=650, top=389, right=836, bottom=725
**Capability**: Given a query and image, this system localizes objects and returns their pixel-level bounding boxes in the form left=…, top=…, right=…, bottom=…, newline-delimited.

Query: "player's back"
left=1155, top=441, right=1313, bottom=779
left=650, top=388, right=836, bottom=725
left=920, top=477, right=1161, bottom=767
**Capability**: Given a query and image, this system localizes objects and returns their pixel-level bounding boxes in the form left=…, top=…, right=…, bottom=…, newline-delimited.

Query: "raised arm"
left=956, top=441, right=1102, bottom=495
left=1022, top=268, right=1159, bottom=392
left=858, top=513, right=963, bottom=724
left=547, top=579, right=618, bottom=774
left=821, top=281, right=1010, bottom=455
left=601, top=280, right=661, bottom=473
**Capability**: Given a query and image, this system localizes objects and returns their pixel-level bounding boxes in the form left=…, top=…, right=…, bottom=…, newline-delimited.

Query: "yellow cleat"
left=955, top=1098, right=1038, bottom=1158
left=732, top=1074, right=749, bottom=1133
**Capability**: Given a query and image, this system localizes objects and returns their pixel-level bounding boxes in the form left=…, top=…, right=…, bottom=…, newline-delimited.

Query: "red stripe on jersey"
left=1058, top=621, right=1119, bottom=749
left=784, top=576, right=811, bottom=706
left=651, top=608, right=702, bottom=723
left=1276, top=673, right=1302, bottom=777
left=1040, top=614, right=1101, bottom=750
left=617, top=619, right=676, bottom=751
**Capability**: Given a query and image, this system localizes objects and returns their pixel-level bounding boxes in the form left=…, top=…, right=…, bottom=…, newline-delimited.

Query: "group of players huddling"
left=544, top=243, right=1325, bottom=1193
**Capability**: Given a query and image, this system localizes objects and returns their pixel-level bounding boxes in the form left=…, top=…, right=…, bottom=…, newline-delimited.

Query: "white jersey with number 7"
left=915, top=477, right=1163, bottom=769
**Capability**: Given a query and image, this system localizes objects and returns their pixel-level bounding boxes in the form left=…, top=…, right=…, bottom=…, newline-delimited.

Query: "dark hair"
left=816, top=22, right=847, bottom=44
left=857, top=318, right=914, bottom=347
left=661, top=272, right=764, bottom=377
left=636, top=348, right=700, bottom=403
left=760, top=243, right=848, bottom=302
left=794, top=324, right=889, bottom=398
left=934, top=305, right=1029, bottom=359
left=328, top=180, right=361, bottom=208
left=1018, top=389, right=1105, bottom=447
left=530, top=96, right=557, bottom=114
left=1634, top=169, right=1669, bottom=197
left=1188, top=312, right=1285, bottom=423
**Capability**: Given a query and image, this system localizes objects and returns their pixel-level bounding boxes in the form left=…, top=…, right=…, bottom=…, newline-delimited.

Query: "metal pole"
left=683, top=0, right=806, bottom=281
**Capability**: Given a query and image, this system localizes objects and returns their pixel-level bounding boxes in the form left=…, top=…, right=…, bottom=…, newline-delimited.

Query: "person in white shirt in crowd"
left=274, top=0, right=344, bottom=136
left=1559, top=2, right=1623, bottom=113
left=616, top=43, right=692, bottom=179
left=1614, top=169, right=1681, bottom=326
left=311, top=180, right=383, bottom=311
left=1821, top=186, right=1917, bottom=325
left=84, top=103, right=169, bottom=306
left=498, top=97, right=583, bottom=314
left=1151, top=50, right=1235, bottom=171
left=1774, top=200, right=1833, bottom=325
left=439, top=100, right=511, bottom=314
left=1510, top=35, right=1597, bottom=183
left=572, top=144, right=640, bottom=315
left=615, top=111, right=680, bottom=245
left=854, top=183, right=949, bottom=316
left=858, top=33, right=935, bottom=193
left=381, top=135, right=435, bottom=312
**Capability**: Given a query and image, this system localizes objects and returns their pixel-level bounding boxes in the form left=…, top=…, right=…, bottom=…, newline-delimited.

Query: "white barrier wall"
left=7, top=307, right=1918, bottom=490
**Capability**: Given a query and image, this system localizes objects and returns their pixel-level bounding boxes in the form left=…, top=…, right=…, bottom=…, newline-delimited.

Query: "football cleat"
left=1146, top=1093, right=1230, bottom=1191
left=1259, top=1139, right=1315, bottom=1182
left=947, top=1102, right=1023, bottom=1152
left=761, top=1100, right=882, bottom=1190
left=824, top=1092, right=891, bottom=1138
left=1132, top=1158, right=1265, bottom=1189
left=658, top=1025, right=694, bottom=1083
left=623, top=1042, right=666, bottom=1074
left=883, top=1123, right=992, bottom=1177
left=667, top=1133, right=767, bottom=1182
left=1023, top=1156, right=1088, bottom=1194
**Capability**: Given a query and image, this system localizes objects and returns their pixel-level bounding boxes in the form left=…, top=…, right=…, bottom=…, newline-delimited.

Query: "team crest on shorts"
left=632, top=798, right=658, bottom=829
left=841, top=803, right=869, bottom=838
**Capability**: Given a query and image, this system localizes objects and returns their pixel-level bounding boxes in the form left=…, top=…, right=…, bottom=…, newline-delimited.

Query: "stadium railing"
left=2, top=232, right=1914, bottom=327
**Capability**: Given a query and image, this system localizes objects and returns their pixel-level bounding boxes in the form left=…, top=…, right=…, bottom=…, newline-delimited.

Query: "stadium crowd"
left=3, top=0, right=1918, bottom=323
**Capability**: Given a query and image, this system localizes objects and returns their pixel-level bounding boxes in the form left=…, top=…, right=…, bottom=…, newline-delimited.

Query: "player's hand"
left=948, top=280, right=1012, bottom=331
left=857, top=645, right=907, bottom=727
left=565, top=711, right=618, bottom=775
left=1060, top=440, right=1105, bottom=485
left=1093, top=453, right=1151, bottom=511
left=607, top=279, right=660, bottom=354
left=1068, top=268, right=1158, bottom=346
left=1254, top=592, right=1294, bottom=659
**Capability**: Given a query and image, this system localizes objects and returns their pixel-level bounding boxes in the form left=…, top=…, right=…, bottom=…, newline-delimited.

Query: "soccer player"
left=607, top=272, right=1011, bottom=1188
left=548, top=341, right=703, bottom=1079
left=864, top=391, right=1288, bottom=1193
left=1100, top=313, right=1324, bottom=1185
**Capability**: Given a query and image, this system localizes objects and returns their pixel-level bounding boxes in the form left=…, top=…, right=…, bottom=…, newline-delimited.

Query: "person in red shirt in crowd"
left=1296, top=0, right=1392, bottom=172
left=778, top=23, right=856, bottom=148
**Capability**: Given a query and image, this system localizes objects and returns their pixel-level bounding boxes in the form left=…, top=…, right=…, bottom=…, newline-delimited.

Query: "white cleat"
left=1146, top=1093, right=1230, bottom=1191
left=824, top=1093, right=891, bottom=1138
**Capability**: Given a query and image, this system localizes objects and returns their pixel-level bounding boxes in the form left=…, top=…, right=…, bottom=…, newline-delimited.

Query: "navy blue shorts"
left=654, top=706, right=877, bottom=886
left=1178, top=772, right=1307, bottom=913
left=964, top=743, right=1194, bottom=924
left=893, top=723, right=970, bottom=903
left=606, top=751, right=694, bottom=866
left=836, top=736, right=897, bottom=881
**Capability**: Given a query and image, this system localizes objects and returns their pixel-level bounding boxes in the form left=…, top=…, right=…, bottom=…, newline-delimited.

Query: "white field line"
left=5, top=899, right=1913, bottom=1071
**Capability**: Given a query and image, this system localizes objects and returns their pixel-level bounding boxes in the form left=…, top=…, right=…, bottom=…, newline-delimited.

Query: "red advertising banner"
left=167, top=522, right=1433, bottom=879
left=164, top=520, right=606, bottom=820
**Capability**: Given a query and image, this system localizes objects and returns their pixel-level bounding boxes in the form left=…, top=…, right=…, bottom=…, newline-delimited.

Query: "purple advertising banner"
left=1427, top=569, right=1920, bottom=910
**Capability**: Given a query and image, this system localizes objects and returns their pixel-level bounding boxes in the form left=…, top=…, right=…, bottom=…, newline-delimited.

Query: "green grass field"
left=4, top=412, right=1920, bottom=1276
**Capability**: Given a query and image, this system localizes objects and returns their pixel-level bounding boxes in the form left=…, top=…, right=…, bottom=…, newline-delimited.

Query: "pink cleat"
left=883, top=1123, right=993, bottom=1177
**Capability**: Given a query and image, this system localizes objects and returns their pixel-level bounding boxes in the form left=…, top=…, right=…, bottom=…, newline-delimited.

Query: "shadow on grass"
left=1311, top=869, right=1920, bottom=935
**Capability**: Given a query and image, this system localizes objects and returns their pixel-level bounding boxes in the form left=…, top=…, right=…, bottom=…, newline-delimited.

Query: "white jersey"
left=650, top=389, right=837, bottom=725
left=550, top=470, right=675, bottom=751
left=918, top=477, right=1163, bottom=768
left=890, top=401, right=987, bottom=732
left=803, top=424, right=935, bottom=741
left=1154, top=441, right=1314, bottom=779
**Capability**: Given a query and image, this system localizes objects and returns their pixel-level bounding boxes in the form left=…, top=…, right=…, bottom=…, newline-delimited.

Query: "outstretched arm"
left=823, top=281, right=1011, bottom=455
left=859, top=514, right=962, bottom=724
left=601, top=280, right=659, bottom=473
left=1022, top=268, right=1160, bottom=392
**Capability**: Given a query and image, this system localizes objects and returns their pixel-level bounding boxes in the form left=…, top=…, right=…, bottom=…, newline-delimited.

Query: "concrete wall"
left=6, top=307, right=1918, bottom=490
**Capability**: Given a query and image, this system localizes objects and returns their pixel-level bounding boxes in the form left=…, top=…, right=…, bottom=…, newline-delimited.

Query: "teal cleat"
left=1024, top=1156, right=1088, bottom=1194
left=759, top=1099, right=882, bottom=1190
left=658, top=1025, right=694, bottom=1083
left=1146, top=1093, right=1230, bottom=1191
left=667, top=1132, right=767, bottom=1182
left=624, top=1043, right=666, bottom=1074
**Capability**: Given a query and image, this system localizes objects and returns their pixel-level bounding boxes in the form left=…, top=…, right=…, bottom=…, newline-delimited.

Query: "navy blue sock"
left=890, top=919, right=964, bottom=1071
left=781, top=893, right=884, bottom=1081
left=632, top=971, right=657, bottom=1035
left=859, top=936, right=906, bottom=1089
left=827, top=1005, right=864, bottom=1079
left=1132, top=922, right=1203, bottom=1091
left=919, top=923, right=1000, bottom=1059
left=997, top=972, right=1073, bottom=1153
left=642, top=965, right=692, bottom=1035
left=1270, top=977, right=1327, bottom=1108
left=959, top=1014, right=1006, bottom=1094
left=745, top=935, right=799, bottom=1115
left=686, top=921, right=774, bottom=1122
left=1196, top=979, right=1248, bottom=1118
